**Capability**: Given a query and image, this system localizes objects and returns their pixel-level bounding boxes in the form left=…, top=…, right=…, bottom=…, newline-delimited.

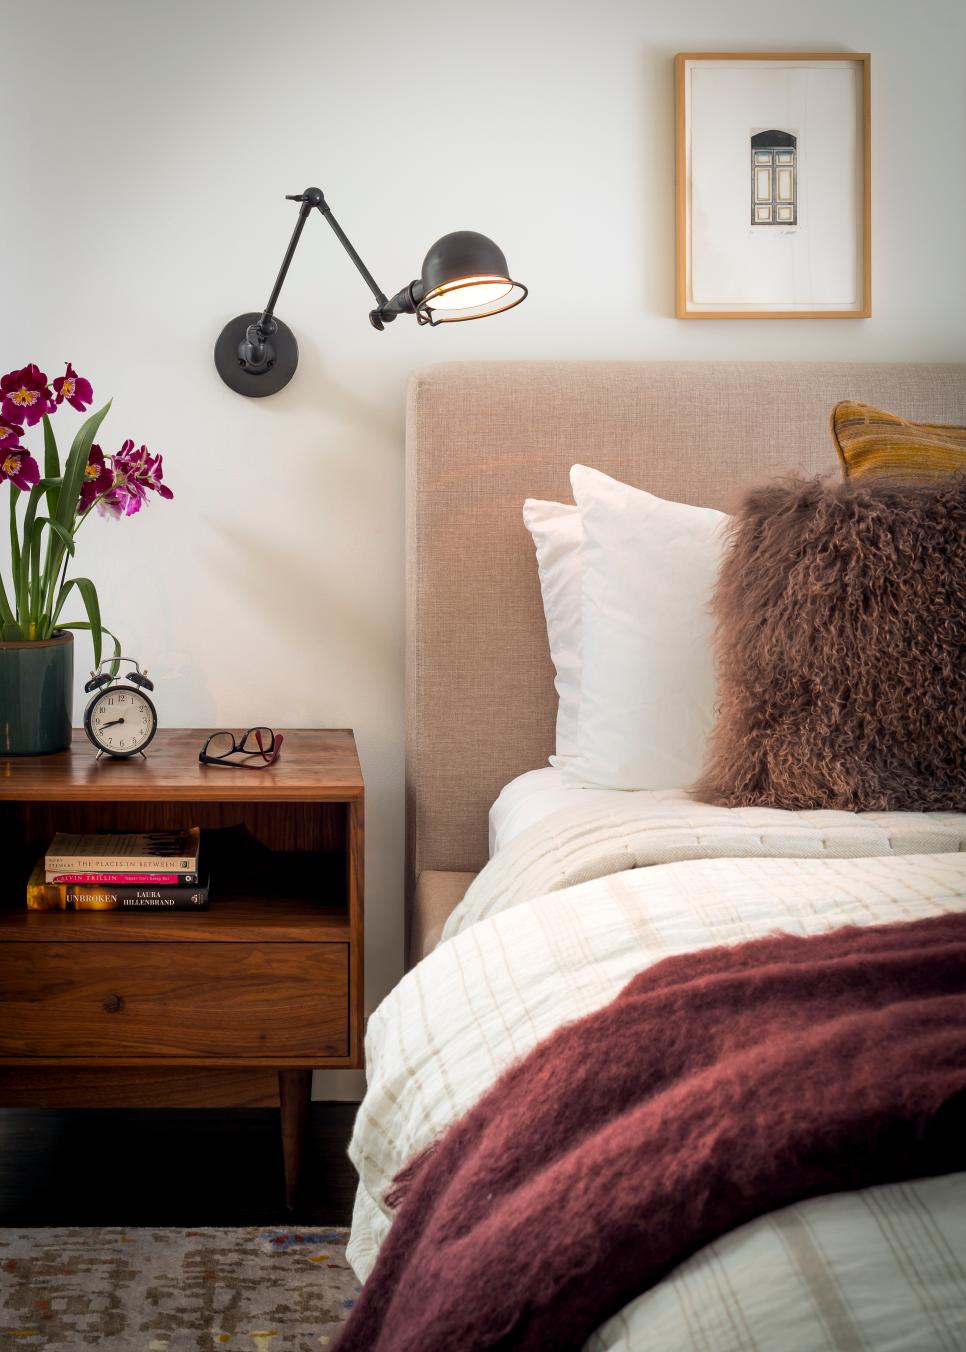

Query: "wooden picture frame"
left=675, top=53, right=871, bottom=319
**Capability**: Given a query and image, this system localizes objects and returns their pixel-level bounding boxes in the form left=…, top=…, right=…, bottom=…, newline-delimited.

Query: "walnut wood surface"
left=0, top=728, right=363, bottom=801
left=4, top=800, right=346, bottom=858
left=347, top=796, right=365, bottom=1065
left=0, top=894, right=351, bottom=943
left=0, top=725, right=364, bottom=1205
left=0, top=942, right=349, bottom=1061
left=0, top=1068, right=281, bottom=1108
left=279, top=1069, right=312, bottom=1209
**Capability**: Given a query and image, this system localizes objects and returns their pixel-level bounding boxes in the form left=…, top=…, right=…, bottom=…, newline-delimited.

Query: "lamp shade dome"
left=418, top=231, right=527, bottom=323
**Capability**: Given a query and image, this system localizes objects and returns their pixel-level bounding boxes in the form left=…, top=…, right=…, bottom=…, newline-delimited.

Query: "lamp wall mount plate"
left=215, top=186, right=527, bottom=397
left=214, top=313, right=299, bottom=398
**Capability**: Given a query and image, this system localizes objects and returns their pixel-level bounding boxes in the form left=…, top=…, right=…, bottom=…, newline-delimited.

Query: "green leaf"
left=43, top=518, right=75, bottom=557
left=28, top=516, right=45, bottom=622
left=55, top=400, right=112, bottom=534
left=38, top=417, right=65, bottom=609
left=8, top=487, right=21, bottom=602
left=16, top=482, right=46, bottom=626
left=14, top=481, right=61, bottom=628
left=23, top=516, right=78, bottom=637
left=57, top=618, right=120, bottom=675
left=54, top=577, right=103, bottom=666
left=0, top=569, right=16, bottom=629
left=1, top=622, right=22, bottom=641
left=42, top=414, right=61, bottom=520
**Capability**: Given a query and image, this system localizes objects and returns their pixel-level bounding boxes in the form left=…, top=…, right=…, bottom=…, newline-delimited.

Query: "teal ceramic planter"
left=0, top=632, right=73, bottom=755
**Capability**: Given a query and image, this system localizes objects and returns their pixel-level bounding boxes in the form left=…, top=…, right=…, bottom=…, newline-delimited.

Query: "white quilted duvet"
left=348, top=795, right=966, bottom=1349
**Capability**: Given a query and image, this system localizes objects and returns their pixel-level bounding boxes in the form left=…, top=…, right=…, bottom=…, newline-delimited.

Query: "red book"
left=48, top=871, right=199, bottom=886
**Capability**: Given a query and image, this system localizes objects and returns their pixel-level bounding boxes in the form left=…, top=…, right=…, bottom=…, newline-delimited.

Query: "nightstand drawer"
left=0, top=943, right=349, bottom=1061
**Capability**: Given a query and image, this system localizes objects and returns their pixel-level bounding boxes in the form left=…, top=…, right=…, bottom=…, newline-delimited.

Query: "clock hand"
left=99, top=718, right=125, bottom=729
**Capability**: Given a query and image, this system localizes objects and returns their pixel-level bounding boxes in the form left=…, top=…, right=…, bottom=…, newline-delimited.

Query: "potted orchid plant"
left=0, top=362, right=172, bottom=754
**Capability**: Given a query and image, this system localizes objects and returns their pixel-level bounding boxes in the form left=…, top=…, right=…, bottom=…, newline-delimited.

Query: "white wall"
left=4, top=0, right=964, bottom=1096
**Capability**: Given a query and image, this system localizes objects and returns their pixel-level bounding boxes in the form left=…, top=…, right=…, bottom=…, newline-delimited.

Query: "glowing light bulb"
left=424, top=276, right=514, bottom=311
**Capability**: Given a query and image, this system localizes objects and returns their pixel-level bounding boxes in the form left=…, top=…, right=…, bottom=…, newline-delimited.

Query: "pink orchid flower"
left=78, top=444, right=115, bottom=512
left=0, top=364, right=54, bottom=428
left=0, top=448, right=41, bottom=491
left=97, top=440, right=174, bottom=517
left=0, top=418, right=24, bottom=451
left=52, top=361, right=94, bottom=413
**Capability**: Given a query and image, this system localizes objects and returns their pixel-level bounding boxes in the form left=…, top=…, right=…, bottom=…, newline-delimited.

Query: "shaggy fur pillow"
left=692, top=474, right=966, bottom=812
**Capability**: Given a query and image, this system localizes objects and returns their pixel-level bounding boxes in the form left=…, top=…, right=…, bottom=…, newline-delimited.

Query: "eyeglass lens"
left=239, top=727, right=275, bottom=754
left=204, top=731, right=237, bottom=759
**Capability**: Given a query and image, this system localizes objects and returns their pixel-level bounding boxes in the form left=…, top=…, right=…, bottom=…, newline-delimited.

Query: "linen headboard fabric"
left=406, top=361, right=966, bottom=956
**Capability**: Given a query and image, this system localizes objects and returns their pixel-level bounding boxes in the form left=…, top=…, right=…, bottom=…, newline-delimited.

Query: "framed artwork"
left=675, top=53, right=871, bottom=318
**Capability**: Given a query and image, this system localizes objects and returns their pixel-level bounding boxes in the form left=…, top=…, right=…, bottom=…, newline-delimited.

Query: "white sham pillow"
left=565, top=465, right=727, bottom=790
left=522, top=498, right=582, bottom=765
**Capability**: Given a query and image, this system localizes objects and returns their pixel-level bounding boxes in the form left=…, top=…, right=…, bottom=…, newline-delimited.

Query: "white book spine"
left=44, top=854, right=200, bottom=873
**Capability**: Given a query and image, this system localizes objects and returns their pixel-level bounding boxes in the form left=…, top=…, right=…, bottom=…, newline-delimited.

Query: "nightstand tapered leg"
left=278, top=1069, right=312, bottom=1210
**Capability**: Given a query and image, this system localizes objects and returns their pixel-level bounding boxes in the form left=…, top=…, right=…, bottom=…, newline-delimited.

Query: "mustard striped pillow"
left=831, top=400, right=966, bottom=481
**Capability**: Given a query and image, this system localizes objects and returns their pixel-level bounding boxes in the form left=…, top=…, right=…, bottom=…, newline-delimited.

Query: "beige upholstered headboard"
left=406, top=360, right=966, bottom=940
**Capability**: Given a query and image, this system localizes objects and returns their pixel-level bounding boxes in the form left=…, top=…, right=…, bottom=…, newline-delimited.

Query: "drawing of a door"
left=751, top=130, right=797, bottom=225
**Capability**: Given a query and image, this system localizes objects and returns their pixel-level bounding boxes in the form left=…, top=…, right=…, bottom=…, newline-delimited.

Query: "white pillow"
left=565, top=465, right=727, bottom=790
left=522, top=498, right=582, bottom=765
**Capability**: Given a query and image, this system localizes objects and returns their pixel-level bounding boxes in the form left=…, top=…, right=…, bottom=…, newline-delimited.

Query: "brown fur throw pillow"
left=692, top=474, right=966, bottom=812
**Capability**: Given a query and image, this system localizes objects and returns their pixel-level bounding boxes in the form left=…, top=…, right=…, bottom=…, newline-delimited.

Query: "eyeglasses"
left=199, top=727, right=284, bottom=769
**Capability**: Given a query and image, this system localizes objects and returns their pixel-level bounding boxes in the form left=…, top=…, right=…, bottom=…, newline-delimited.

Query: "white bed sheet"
left=353, top=780, right=966, bottom=1347
left=489, top=766, right=640, bottom=855
left=349, top=844, right=966, bottom=1349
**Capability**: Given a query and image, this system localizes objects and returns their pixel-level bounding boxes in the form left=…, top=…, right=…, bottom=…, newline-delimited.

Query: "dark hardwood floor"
left=0, top=1103, right=358, bottom=1227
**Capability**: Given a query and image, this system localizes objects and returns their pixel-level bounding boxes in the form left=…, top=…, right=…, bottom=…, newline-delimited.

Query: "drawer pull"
left=102, top=993, right=125, bottom=1014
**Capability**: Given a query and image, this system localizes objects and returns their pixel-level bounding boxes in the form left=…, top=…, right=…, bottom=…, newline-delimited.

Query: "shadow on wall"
left=225, top=333, right=406, bottom=442
left=641, top=47, right=677, bottom=317
left=208, top=516, right=396, bottom=683
left=203, top=349, right=404, bottom=706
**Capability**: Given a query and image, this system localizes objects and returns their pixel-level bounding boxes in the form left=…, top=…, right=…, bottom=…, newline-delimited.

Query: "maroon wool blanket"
left=336, top=913, right=966, bottom=1352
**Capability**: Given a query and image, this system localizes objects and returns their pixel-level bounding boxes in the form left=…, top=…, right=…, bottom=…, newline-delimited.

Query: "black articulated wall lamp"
left=214, top=187, right=528, bottom=397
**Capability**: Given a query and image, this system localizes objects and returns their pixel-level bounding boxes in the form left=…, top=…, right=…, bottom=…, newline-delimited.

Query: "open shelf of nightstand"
left=0, top=728, right=364, bottom=1209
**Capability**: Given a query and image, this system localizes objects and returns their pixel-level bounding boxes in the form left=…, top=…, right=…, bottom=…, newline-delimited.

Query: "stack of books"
left=27, top=828, right=208, bottom=911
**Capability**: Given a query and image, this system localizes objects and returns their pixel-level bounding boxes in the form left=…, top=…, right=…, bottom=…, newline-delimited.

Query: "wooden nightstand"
left=0, top=728, right=363, bottom=1208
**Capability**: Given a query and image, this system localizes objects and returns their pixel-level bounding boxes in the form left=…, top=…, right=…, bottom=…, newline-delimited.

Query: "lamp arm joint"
left=376, top=281, right=423, bottom=322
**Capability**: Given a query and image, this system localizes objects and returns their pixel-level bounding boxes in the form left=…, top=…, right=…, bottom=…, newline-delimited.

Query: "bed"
left=348, top=361, right=966, bottom=1349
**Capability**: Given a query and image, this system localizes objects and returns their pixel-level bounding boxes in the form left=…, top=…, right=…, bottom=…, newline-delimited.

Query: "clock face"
left=86, top=686, right=157, bottom=756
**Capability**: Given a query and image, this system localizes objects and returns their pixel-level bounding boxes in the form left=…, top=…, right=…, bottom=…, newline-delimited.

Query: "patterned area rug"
left=0, top=1227, right=361, bottom=1350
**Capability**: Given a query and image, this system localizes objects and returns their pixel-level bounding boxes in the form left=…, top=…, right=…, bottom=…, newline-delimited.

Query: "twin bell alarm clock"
left=83, top=657, right=158, bottom=759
